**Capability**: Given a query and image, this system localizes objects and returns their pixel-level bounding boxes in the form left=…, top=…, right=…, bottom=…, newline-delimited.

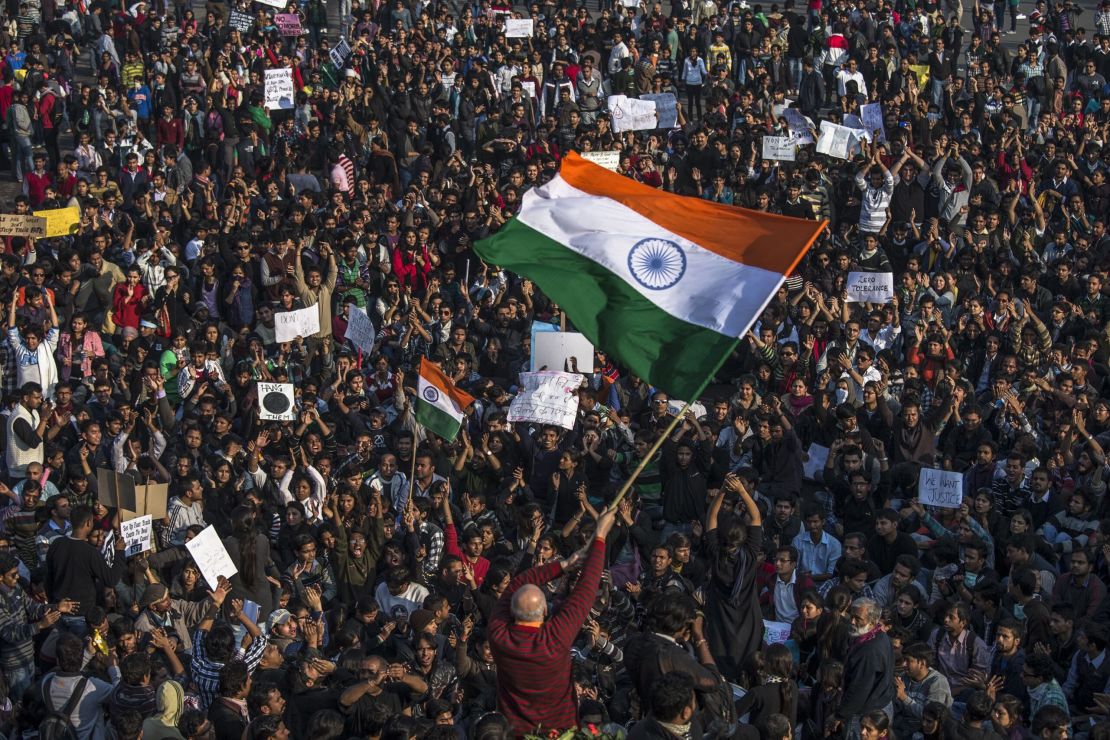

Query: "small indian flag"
left=415, top=357, right=474, bottom=441
left=474, top=153, right=827, bottom=399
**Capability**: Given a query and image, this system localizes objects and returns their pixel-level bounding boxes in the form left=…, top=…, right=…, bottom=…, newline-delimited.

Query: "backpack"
left=38, top=676, right=89, bottom=740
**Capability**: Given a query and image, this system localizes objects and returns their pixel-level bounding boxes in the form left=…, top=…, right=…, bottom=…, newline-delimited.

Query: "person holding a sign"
left=44, top=504, right=127, bottom=620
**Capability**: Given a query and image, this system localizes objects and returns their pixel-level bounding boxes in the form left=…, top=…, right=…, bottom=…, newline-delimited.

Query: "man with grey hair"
left=488, top=507, right=617, bottom=736
left=828, top=597, right=895, bottom=739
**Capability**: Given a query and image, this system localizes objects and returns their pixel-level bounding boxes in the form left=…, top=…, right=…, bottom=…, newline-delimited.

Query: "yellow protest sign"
left=33, top=206, right=80, bottom=237
left=0, top=214, right=46, bottom=238
left=909, top=65, right=931, bottom=88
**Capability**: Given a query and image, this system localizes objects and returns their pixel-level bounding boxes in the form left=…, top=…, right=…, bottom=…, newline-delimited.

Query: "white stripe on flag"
left=518, top=176, right=783, bottom=337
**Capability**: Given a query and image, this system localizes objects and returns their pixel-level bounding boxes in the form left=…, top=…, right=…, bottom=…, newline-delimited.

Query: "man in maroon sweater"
left=488, top=507, right=617, bottom=736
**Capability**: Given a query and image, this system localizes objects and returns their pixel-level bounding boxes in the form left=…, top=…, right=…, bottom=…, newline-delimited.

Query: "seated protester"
left=1023, top=653, right=1070, bottom=723
left=893, top=642, right=953, bottom=739
left=872, top=554, right=926, bottom=610
left=889, top=586, right=936, bottom=644
left=759, top=545, right=815, bottom=623
left=984, top=618, right=1026, bottom=699
left=1046, top=604, right=1078, bottom=684
left=928, top=602, right=991, bottom=701
left=1063, top=622, right=1110, bottom=715
left=1039, top=489, right=1098, bottom=557
left=952, top=539, right=998, bottom=604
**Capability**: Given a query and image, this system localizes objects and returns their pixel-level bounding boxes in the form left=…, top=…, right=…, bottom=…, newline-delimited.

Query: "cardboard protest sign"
left=264, top=68, right=295, bottom=110
left=329, top=38, right=351, bottom=68
left=762, top=135, right=796, bottom=161
left=0, top=214, right=46, bottom=237
left=803, top=444, right=830, bottom=480
left=274, top=306, right=320, bottom=342
left=860, top=102, right=886, bottom=143
left=258, top=382, right=296, bottom=421
left=507, top=372, right=584, bottom=429
left=846, top=271, right=894, bottom=303
left=581, top=151, right=620, bottom=171
left=121, top=515, right=153, bottom=557
left=275, top=13, right=301, bottom=35
left=504, top=18, right=533, bottom=37
left=344, top=307, right=376, bottom=354
left=34, top=207, right=80, bottom=237
left=918, top=467, right=963, bottom=509
left=186, top=526, right=238, bottom=589
left=608, top=95, right=657, bottom=132
left=97, top=468, right=168, bottom=519
left=640, top=93, right=678, bottom=129
left=227, top=10, right=253, bottom=32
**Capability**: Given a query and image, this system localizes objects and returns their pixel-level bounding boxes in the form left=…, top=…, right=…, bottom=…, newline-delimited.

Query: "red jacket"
left=444, top=523, right=490, bottom=587
left=488, top=538, right=606, bottom=736
left=111, top=283, right=146, bottom=329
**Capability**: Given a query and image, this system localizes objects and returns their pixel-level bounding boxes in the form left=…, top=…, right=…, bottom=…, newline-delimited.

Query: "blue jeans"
left=11, top=134, right=31, bottom=181
left=788, top=57, right=804, bottom=90
left=4, top=663, right=34, bottom=701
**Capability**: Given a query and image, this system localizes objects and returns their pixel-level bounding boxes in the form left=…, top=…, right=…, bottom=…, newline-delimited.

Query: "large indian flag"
left=415, top=357, right=475, bottom=441
left=474, top=153, right=827, bottom=399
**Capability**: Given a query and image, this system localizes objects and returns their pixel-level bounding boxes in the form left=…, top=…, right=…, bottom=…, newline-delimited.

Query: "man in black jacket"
left=628, top=672, right=698, bottom=740
left=831, top=597, right=895, bottom=737
left=624, top=596, right=727, bottom=737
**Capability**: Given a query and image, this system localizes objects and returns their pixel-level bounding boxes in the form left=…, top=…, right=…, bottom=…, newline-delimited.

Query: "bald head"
left=511, top=584, right=547, bottom=623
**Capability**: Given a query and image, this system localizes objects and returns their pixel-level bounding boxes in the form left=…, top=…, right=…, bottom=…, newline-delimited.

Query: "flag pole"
left=607, top=337, right=742, bottom=509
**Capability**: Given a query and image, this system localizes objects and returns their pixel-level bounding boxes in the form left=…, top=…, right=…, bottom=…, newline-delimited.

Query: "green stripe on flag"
left=416, top=399, right=462, bottom=441
left=475, top=218, right=737, bottom=400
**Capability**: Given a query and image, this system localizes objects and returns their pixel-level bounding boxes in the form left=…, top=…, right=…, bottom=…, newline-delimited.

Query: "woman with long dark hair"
left=703, top=472, right=763, bottom=682
left=222, top=505, right=279, bottom=618
left=735, top=643, right=799, bottom=731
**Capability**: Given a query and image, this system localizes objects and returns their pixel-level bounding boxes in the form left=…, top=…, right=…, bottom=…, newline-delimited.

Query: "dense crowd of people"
left=0, top=0, right=1106, bottom=736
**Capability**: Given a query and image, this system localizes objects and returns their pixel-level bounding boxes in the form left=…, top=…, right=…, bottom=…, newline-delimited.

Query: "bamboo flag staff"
left=471, top=153, right=825, bottom=510
left=605, top=338, right=741, bottom=509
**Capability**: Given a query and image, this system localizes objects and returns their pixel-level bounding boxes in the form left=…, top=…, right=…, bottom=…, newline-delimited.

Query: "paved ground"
left=0, top=0, right=1103, bottom=207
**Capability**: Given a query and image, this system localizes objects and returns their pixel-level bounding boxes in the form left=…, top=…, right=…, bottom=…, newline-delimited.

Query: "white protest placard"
left=763, top=620, right=792, bottom=645
left=846, top=271, right=894, bottom=304
left=843, top=114, right=871, bottom=142
left=255, top=0, right=285, bottom=7
left=582, top=150, right=620, bottom=171
left=860, top=102, right=886, bottom=143
left=918, top=467, right=964, bottom=509
left=816, top=120, right=859, bottom=160
left=185, top=525, right=239, bottom=589
left=329, top=38, right=351, bottom=68
left=533, top=331, right=594, bottom=373
left=608, top=94, right=657, bottom=132
left=782, top=108, right=815, bottom=144
left=667, top=399, right=707, bottom=419
left=258, top=382, right=296, bottom=421
left=640, top=93, right=678, bottom=129
left=521, top=80, right=536, bottom=99
left=504, top=18, right=533, bottom=37
left=762, top=135, right=796, bottom=162
left=508, top=371, right=584, bottom=429
left=121, top=515, right=152, bottom=557
left=274, top=306, right=320, bottom=342
left=803, top=444, right=829, bottom=480
left=621, top=0, right=639, bottom=6
left=344, top=307, right=377, bottom=354
left=264, top=68, right=295, bottom=110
